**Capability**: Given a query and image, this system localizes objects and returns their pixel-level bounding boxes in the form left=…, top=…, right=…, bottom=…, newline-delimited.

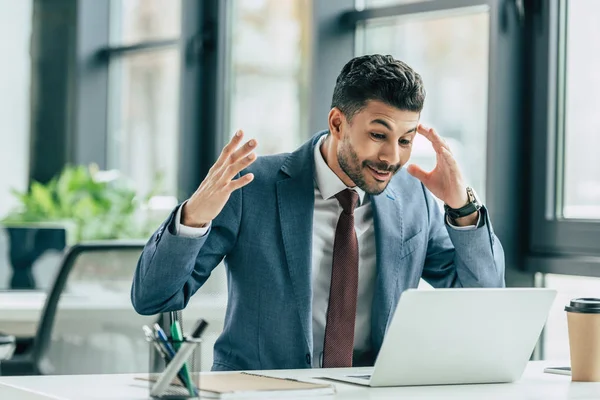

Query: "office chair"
left=0, top=241, right=153, bottom=375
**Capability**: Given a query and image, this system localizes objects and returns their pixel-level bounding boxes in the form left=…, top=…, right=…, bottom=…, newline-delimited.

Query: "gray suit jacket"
left=131, top=131, right=505, bottom=371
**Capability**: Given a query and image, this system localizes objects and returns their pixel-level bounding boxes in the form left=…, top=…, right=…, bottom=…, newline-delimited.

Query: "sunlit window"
left=358, top=10, right=489, bottom=201
left=226, top=0, right=312, bottom=155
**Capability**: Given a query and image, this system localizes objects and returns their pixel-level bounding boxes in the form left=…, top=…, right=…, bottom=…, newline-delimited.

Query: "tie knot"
left=335, top=189, right=359, bottom=215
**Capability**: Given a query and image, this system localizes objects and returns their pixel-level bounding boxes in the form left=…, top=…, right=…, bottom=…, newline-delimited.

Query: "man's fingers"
left=228, top=173, right=254, bottom=191
left=229, top=138, right=257, bottom=164
left=417, top=124, right=451, bottom=154
left=214, top=132, right=258, bottom=173
left=224, top=152, right=257, bottom=181
left=223, top=130, right=245, bottom=155
left=440, top=147, right=459, bottom=173
left=406, top=164, right=429, bottom=183
left=215, top=130, right=244, bottom=169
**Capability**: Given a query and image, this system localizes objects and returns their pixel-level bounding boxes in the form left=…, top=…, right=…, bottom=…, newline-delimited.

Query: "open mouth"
left=367, top=165, right=392, bottom=181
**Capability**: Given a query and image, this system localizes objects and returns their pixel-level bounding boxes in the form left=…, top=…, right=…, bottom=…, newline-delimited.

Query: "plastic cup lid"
left=565, top=298, right=600, bottom=314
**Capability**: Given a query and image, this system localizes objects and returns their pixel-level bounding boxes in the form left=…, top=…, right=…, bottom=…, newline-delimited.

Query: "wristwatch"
left=444, top=187, right=482, bottom=220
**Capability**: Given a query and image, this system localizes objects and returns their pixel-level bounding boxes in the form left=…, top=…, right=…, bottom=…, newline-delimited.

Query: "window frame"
left=72, top=0, right=600, bottom=277
left=527, top=0, right=600, bottom=276
left=73, top=0, right=224, bottom=200
left=220, top=0, right=314, bottom=156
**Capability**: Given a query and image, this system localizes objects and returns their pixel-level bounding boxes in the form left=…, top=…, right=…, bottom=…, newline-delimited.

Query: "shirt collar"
left=313, top=135, right=366, bottom=206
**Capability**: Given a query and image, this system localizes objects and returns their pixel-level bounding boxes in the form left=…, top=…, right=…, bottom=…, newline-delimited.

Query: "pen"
left=192, top=319, right=208, bottom=338
left=151, top=319, right=208, bottom=398
left=152, top=323, right=176, bottom=358
left=153, top=323, right=197, bottom=396
left=169, top=316, right=196, bottom=397
left=170, top=312, right=183, bottom=350
left=143, top=325, right=188, bottom=388
left=143, top=325, right=164, bottom=357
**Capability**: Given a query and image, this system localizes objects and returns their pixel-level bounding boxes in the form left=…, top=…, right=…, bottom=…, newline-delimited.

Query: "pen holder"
left=148, top=337, right=202, bottom=399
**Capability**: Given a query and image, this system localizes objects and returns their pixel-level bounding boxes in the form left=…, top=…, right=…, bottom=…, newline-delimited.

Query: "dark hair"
left=331, top=54, right=425, bottom=121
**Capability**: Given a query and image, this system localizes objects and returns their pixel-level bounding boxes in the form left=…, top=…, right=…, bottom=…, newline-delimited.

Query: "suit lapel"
left=276, top=133, right=324, bottom=351
left=370, top=186, right=405, bottom=354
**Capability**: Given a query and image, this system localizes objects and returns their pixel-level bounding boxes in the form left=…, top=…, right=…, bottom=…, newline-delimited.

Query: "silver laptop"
left=327, top=288, right=556, bottom=387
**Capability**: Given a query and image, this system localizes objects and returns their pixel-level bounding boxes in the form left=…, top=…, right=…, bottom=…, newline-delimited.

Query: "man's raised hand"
left=181, top=130, right=257, bottom=227
left=406, top=124, right=468, bottom=209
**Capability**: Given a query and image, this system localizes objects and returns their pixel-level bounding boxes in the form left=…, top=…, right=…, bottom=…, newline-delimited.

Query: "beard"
left=337, top=135, right=401, bottom=195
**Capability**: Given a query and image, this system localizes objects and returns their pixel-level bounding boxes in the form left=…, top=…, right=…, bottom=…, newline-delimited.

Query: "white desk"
left=0, top=362, right=597, bottom=399
left=0, top=291, right=227, bottom=337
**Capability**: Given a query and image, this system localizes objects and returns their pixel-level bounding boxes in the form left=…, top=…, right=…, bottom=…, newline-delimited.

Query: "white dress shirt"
left=173, top=135, right=479, bottom=368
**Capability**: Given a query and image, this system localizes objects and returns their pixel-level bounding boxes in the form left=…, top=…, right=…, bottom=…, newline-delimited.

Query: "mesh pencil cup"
left=147, top=337, right=202, bottom=400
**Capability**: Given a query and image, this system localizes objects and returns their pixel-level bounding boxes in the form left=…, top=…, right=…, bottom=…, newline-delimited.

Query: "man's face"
left=336, top=100, right=419, bottom=195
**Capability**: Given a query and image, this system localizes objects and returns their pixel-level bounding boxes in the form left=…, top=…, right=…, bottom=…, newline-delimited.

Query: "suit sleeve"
left=420, top=185, right=505, bottom=288
left=173, top=201, right=211, bottom=237
left=131, top=188, right=242, bottom=315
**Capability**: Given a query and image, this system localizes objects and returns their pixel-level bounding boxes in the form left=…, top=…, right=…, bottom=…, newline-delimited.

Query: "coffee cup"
left=565, top=298, right=600, bottom=381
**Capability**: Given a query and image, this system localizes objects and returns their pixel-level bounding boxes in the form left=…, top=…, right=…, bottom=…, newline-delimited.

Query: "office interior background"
left=0, top=0, right=599, bottom=374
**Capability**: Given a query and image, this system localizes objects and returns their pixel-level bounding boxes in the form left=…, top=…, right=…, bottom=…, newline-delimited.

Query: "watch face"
left=467, top=187, right=482, bottom=206
left=467, top=188, right=475, bottom=203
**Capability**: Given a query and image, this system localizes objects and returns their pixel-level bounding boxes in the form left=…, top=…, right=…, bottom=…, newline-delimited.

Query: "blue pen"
left=153, top=323, right=176, bottom=357
left=153, top=323, right=198, bottom=396
left=143, top=325, right=188, bottom=389
left=151, top=320, right=208, bottom=397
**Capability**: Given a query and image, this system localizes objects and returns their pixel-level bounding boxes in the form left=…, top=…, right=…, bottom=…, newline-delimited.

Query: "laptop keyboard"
left=349, top=374, right=372, bottom=380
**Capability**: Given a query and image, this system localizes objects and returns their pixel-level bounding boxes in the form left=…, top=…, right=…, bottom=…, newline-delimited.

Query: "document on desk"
left=137, top=372, right=335, bottom=398
left=198, top=372, right=335, bottom=398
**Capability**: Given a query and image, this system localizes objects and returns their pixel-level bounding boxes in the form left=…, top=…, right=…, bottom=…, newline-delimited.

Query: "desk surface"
left=0, top=361, right=595, bottom=400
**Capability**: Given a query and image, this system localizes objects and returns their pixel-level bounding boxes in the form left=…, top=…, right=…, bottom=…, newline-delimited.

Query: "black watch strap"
left=444, top=187, right=482, bottom=219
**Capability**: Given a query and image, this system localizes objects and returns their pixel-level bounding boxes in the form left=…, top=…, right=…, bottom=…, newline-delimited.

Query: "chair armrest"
left=0, top=353, right=37, bottom=376
left=0, top=334, right=37, bottom=376
left=14, top=337, right=35, bottom=356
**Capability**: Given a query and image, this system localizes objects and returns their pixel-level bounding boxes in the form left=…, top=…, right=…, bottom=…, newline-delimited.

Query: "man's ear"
left=327, top=108, right=344, bottom=140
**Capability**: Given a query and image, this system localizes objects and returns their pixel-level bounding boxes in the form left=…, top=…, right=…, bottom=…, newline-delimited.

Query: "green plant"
left=2, top=164, right=159, bottom=241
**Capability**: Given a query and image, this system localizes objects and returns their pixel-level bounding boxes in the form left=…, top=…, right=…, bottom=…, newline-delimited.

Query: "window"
left=0, top=0, right=33, bottom=290
left=561, top=0, right=600, bottom=220
left=0, top=0, right=32, bottom=216
left=358, top=6, right=489, bottom=201
left=225, top=0, right=312, bottom=155
left=528, top=0, right=600, bottom=262
left=340, top=0, right=526, bottom=277
left=107, top=0, right=182, bottom=198
left=112, top=0, right=182, bottom=45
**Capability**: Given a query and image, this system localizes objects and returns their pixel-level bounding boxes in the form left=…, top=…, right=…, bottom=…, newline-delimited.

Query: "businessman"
left=132, top=54, right=505, bottom=371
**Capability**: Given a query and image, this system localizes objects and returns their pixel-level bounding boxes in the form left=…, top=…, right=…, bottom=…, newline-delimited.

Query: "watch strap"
left=444, top=187, right=482, bottom=219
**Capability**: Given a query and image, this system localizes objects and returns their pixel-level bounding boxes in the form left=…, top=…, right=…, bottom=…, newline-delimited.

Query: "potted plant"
left=1, top=164, right=159, bottom=289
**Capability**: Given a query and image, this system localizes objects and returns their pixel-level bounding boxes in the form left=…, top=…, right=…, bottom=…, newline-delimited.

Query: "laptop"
left=327, top=288, right=556, bottom=387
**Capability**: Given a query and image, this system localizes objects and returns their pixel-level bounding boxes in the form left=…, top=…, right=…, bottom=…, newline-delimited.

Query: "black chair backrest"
left=31, top=241, right=146, bottom=373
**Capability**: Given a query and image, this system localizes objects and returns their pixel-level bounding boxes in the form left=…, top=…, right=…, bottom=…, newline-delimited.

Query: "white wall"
left=0, top=0, right=33, bottom=217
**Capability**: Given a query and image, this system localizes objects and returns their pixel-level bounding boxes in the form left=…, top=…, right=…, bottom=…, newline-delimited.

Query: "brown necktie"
left=322, top=189, right=359, bottom=368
